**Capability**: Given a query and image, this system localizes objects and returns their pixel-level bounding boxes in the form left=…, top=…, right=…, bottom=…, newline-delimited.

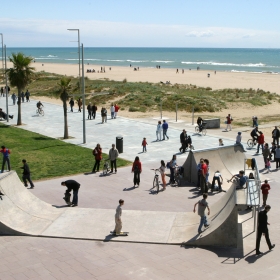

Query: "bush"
left=129, top=107, right=138, bottom=112
left=123, top=78, right=127, bottom=83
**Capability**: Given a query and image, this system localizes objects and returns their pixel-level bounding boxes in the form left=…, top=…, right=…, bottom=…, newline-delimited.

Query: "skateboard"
left=110, top=231, right=129, bottom=236
left=63, top=192, right=71, bottom=206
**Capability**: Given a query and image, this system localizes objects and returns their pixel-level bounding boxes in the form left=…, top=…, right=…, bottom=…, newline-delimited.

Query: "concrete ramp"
left=0, top=171, right=239, bottom=247
left=183, top=145, right=245, bottom=190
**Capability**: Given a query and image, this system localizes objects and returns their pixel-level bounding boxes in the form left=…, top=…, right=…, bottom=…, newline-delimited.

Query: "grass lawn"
left=0, top=123, right=130, bottom=181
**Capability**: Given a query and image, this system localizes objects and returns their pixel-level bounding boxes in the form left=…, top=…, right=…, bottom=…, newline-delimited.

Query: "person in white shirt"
left=236, top=132, right=246, bottom=152
left=211, top=171, right=223, bottom=192
left=156, top=121, right=162, bottom=141
left=110, top=104, right=115, bottom=119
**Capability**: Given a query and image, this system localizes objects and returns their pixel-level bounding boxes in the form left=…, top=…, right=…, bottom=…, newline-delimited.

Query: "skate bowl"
left=183, top=145, right=245, bottom=190
left=0, top=171, right=240, bottom=247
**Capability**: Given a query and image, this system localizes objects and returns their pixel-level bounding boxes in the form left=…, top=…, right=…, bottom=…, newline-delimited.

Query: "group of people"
left=20, top=90, right=31, bottom=102
left=179, top=129, right=192, bottom=153
left=0, top=86, right=10, bottom=97
left=156, top=120, right=169, bottom=141
left=86, top=103, right=98, bottom=120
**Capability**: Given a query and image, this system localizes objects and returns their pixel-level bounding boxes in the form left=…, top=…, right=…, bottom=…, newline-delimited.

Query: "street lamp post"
left=0, top=34, right=3, bottom=83
left=4, top=44, right=8, bottom=123
left=81, top=43, right=86, bottom=143
left=67, top=29, right=80, bottom=79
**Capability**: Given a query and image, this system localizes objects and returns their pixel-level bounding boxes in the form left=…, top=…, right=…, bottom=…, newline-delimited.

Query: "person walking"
left=110, top=104, right=115, bottom=119
left=179, top=129, right=187, bottom=153
left=193, top=193, right=210, bottom=234
left=159, top=160, right=166, bottom=190
left=156, top=121, right=162, bottom=141
left=25, top=90, right=30, bottom=102
left=109, top=144, right=119, bottom=173
left=92, top=104, right=97, bottom=119
left=0, top=146, right=11, bottom=173
left=21, top=159, right=35, bottom=188
left=87, top=102, right=93, bottom=120
left=61, top=180, right=80, bottom=207
left=257, top=131, right=265, bottom=153
left=77, top=98, right=82, bottom=112
left=263, top=143, right=271, bottom=165
left=69, top=98, right=74, bottom=112
left=162, top=120, right=169, bottom=140
left=132, top=156, right=142, bottom=187
left=225, top=114, right=232, bottom=131
left=272, top=126, right=280, bottom=146
left=92, top=144, right=102, bottom=173
left=275, top=145, right=280, bottom=169
left=21, top=91, right=25, bottom=102
left=11, top=93, right=17, bottom=105
left=113, top=199, right=124, bottom=234
left=261, top=180, right=270, bottom=207
left=114, top=104, right=120, bottom=118
left=142, top=137, right=147, bottom=152
left=256, top=205, right=275, bottom=255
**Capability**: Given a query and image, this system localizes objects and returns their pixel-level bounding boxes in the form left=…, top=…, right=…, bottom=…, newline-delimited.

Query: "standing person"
left=132, top=156, right=142, bottom=188
left=270, top=143, right=276, bottom=160
left=257, top=131, right=265, bottom=153
left=236, top=132, right=246, bottom=152
left=159, top=160, right=166, bottom=190
left=21, top=159, right=35, bottom=188
left=179, top=129, right=187, bottom=153
left=69, top=98, right=74, bottom=112
left=92, top=104, right=97, bottom=119
left=275, top=145, right=280, bottom=169
left=204, top=159, right=210, bottom=191
left=0, top=87, right=3, bottom=97
left=0, top=146, right=11, bottom=173
left=77, top=98, right=82, bottom=112
left=196, top=158, right=204, bottom=187
left=162, top=120, right=169, bottom=140
left=199, top=159, right=208, bottom=193
left=263, top=143, right=271, bottom=165
left=256, top=205, right=275, bottom=255
left=101, top=107, right=106, bottom=123
left=156, top=121, right=162, bottom=141
left=211, top=171, right=223, bottom=192
left=113, top=199, right=124, bottom=234
left=110, top=104, right=115, bottom=119
left=272, top=126, right=280, bottom=146
left=109, top=144, right=119, bottom=173
left=25, top=90, right=30, bottom=102
left=142, top=137, right=147, bottom=152
left=265, top=158, right=271, bottom=173
left=261, top=180, right=271, bottom=207
left=225, top=114, right=232, bottom=131
left=61, top=180, right=80, bottom=207
left=197, top=117, right=203, bottom=132
left=169, top=155, right=177, bottom=184
left=11, top=93, right=17, bottom=105
left=114, top=103, right=120, bottom=118
left=92, top=144, right=102, bottom=173
left=87, top=102, right=93, bottom=120
left=193, top=193, right=210, bottom=234
left=21, top=91, right=25, bottom=102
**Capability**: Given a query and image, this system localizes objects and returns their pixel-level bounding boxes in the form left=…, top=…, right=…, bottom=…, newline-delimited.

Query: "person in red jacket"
left=132, top=156, right=142, bottom=188
left=114, top=103, right=120, bottom=119
left=0, top=146, right=11, bottom=173
left=257, top=131, right=265, bottom=153
left=92, top=144, right=102, bottom=173
left=261, top=180, right=271, bottom=207
left=226, top=114, right=232, bottom=131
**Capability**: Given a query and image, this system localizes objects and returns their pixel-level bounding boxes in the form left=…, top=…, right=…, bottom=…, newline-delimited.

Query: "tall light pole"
left=4, top=44, right=8, bottom=123
left=0, top=33, right=3, bottom=84
left=81, top=43, right=86, bottom=143
left=67, top=29, right=80, bottom=80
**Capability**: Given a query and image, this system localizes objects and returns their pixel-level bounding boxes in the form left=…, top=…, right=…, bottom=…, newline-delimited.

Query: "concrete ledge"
left=203, top=118, right=220, bottom=129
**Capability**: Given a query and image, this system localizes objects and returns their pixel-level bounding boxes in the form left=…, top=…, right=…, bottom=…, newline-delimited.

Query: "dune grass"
left=0, top=123, right=130, bottom=181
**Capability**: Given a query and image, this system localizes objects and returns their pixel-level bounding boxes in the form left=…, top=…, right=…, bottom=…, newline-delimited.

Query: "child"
left=266, top=158, right=271, bottom=173
left=186, top=135, right=193, bottom=150
left=142, top=137, right=147, bottom=152
left=193, top=193, right=210, bottom=234
left=219, top=139, right=224, bottom=146
left=261, top=180, right=270, bottom=207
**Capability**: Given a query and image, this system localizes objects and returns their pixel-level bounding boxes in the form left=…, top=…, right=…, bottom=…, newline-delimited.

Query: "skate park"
left=0, top=98, right=279, bottom=279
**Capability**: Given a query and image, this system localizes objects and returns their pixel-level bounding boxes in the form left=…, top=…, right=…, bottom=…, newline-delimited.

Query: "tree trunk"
left=17, top=88, right=22, bottom=125
left=63, top=98, right=69, bottom=139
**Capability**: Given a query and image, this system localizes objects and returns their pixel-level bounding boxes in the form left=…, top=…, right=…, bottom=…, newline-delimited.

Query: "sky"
left=1, top=0, right=280, bottom=48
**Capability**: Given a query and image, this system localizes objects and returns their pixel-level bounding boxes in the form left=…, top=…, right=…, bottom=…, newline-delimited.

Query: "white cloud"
left=242, top=33, right=255, bottom=39
left=186, top=30, right=214, bottom=37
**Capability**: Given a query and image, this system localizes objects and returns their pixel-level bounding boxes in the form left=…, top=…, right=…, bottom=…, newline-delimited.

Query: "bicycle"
left=247, top=138, right=257, bottom=148
left=151, top=169, right=161, bottom=194
left=102, top=159, right=110, bottom=175
left=195, top=122, right=207, bottom=136
left=36, top=107, right=44, bottom=116
left=173, top=166, right=183, bottom=186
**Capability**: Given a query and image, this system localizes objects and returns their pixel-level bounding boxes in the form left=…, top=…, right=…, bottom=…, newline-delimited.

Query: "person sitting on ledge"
left=228, top=170, right=248, bottom=189
left=0, top=108, right=13, bottom=120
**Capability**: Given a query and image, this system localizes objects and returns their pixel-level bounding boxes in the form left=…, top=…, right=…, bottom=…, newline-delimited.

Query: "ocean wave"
left=34, top=57, right=58, bottom=60
left=126, top=60, right=148, bottom=63
left=65, top=58, right=101, bottom=61
left=151, top=60, right=174, bottom=63
left=231, top=70, right=279, bottom=74
left=181, top=61, right=271, bottom=67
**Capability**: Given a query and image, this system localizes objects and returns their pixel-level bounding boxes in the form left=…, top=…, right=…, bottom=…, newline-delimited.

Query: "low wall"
left=203, top=118, right=220, bottom=129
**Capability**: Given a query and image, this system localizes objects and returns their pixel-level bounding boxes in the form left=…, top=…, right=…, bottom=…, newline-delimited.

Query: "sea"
left=5, top=47, right=280, bottom=74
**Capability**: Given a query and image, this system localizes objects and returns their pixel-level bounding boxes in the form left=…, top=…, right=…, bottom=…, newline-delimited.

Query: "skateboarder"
left=21, top=159, right=35, bottom=188
left=211, top=171, right=223, bottom=192
left=113, top=199, right=124, bottom=234
left=61, top=180, right=80, bottom=206
left=229, top=170, right=248, bottom=189
left=193, top=193, right=210, bottom=234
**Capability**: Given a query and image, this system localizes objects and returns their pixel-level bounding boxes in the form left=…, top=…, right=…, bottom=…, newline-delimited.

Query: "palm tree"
left=6, top=53, right=35, bottom=125
left=58, top=77, right=72, bottom=139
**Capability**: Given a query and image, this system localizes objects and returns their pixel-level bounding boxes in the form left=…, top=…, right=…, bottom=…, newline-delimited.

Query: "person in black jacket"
left=21, top=159, right=35, bottom=188
left=69, top=98, right=74, bottom=112
left=61, top=180, right=80, bottom=206
left=179, top=129, right=187, bottom=153
left=256, top=205, right=275, bottom=255
left=272, top=126, right=280, bottom=146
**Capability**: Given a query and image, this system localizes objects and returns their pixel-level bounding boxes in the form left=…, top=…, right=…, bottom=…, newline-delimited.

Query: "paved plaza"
left=0, top=97, right=280, bottom=279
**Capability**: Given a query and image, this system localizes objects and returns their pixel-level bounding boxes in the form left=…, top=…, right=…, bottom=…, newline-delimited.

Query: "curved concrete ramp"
left=183, top=145, right=245, bottom=190
left=0, top=171, right=238, bottom=247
